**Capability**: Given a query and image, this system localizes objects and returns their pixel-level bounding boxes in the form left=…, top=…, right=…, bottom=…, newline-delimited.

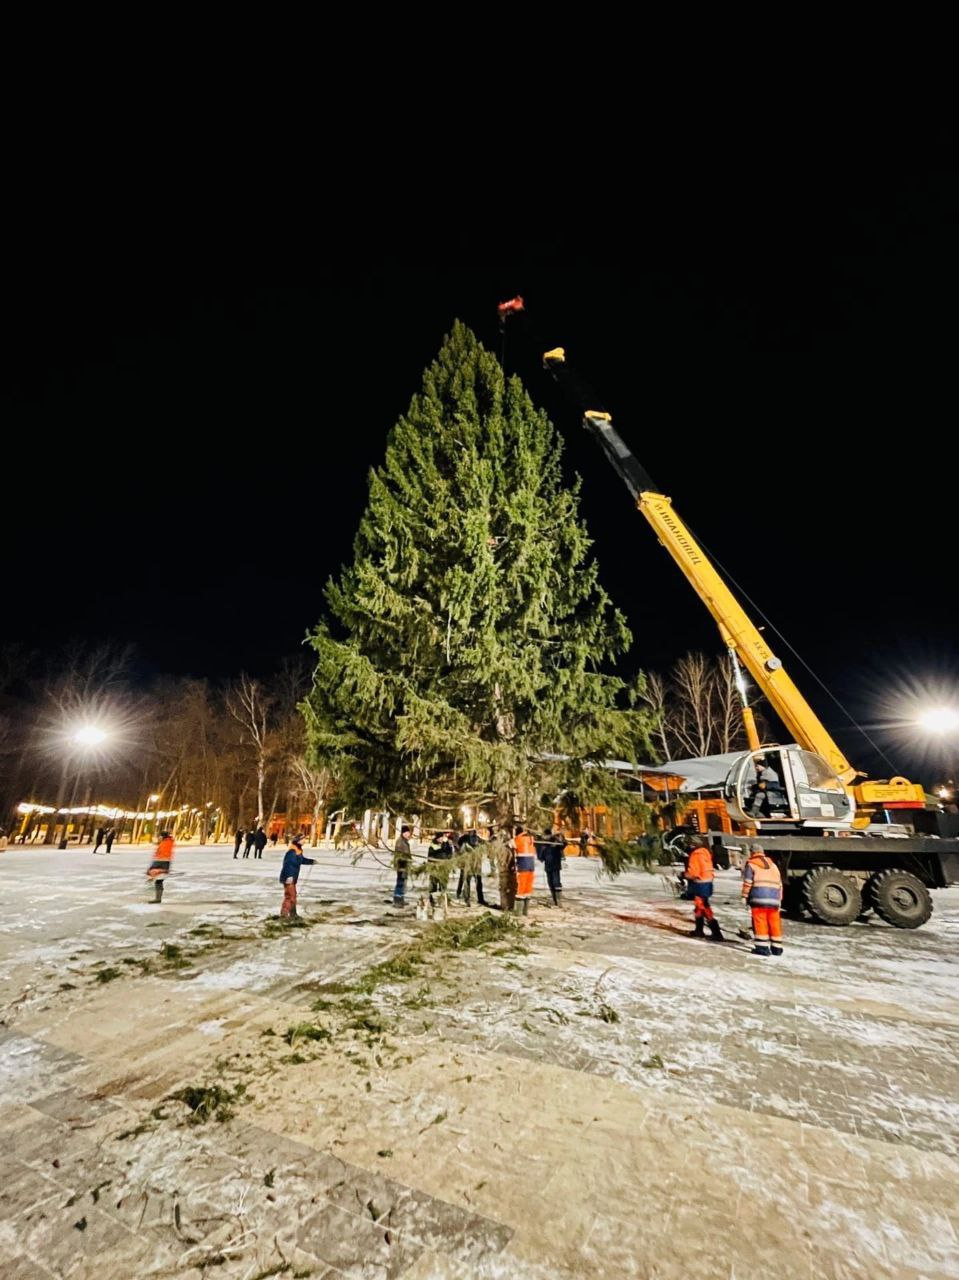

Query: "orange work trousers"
left=750, top=906, right=782, bottom=944
left=693, top=895, right=714, bottom=922
left=516, top=870, right=535, bottom=899
left=281, top=880, right=297, bottom=917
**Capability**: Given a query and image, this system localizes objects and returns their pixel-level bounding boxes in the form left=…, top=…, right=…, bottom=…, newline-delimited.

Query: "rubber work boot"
left=770, top=944, right=783, bottom=956
left=154, top=879, right=164, bottom=904
left=752, top=944, right=771, bottom=956
left=707, top=919, right=724, bottom=942
left=554, top=890, right=563, bottom=909
left=692, top=916, right=705, bottom=938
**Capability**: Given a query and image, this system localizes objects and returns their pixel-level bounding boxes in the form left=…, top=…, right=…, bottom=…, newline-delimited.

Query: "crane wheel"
left=801, top=867, right=862, bottom=926
left=867, top=870, right=933, bottom=930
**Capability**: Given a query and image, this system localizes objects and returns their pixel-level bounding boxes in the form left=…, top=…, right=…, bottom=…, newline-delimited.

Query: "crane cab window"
left=795, top=751, right=845, bottom=793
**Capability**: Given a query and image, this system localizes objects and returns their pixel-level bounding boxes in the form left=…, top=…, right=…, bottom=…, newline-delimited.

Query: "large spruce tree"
left=304, top=321, right=654, bottom=824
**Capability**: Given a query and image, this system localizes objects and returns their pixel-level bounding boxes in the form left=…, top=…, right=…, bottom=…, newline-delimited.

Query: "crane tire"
left=801, top=867, right=862, bottom=926
left=867, top=869, right=933, bottom=930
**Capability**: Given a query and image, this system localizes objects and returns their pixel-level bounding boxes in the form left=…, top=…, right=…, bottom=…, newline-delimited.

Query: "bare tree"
left=644, top=651, right=754, bottom=762
left=670, top=653, right=716, bottom=757
left=641, top=671, right=671, bottom=763
left=712, top=655, right=745, bottom=754
left=227, top=673, right=273, bottom=825
left=288, top=756, right=333, bottom=846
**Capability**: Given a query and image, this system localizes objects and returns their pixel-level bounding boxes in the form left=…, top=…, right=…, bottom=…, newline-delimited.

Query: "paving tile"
left=298, top=1199, right=422, bottom=1278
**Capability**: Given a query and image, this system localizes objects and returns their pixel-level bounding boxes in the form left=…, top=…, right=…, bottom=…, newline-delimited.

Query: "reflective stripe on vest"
left=745, top=855, right=782, bottom=904
left=749, top=856, right=781, bottom=890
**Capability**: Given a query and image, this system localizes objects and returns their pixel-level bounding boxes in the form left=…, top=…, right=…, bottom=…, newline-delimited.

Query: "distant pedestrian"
left=254, top=826, right=268, bottom=859
left=579, top=828, right=592, bottom=859
left=243, top=829, right=256, bottom=859
left=0, top=829, right=8, bottom=853
left=393, top=824, right=412, bottom=907
left=270, top=830, right=279, bottom=847
left=279, top=834, right=315, bottom=918
left=105, top=827, right=116, bottom=853
left=742, top=841, right=784, bottom=956
left=93, top=827, right=105, bottom=853
left=146, top=831, right=175, bottom=904
left=233, top=828, right=244, bottom=858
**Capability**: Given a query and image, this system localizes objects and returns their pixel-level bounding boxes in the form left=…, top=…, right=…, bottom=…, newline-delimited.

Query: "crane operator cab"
left=724, top=747, right=855, bottom=830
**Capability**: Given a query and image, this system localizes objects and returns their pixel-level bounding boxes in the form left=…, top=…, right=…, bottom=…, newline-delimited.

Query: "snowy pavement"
left=0, top=842, right=958, bottom=1278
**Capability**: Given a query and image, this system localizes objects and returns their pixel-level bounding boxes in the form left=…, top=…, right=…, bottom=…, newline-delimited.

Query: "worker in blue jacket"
left=279, top=835, right=315, bottom=918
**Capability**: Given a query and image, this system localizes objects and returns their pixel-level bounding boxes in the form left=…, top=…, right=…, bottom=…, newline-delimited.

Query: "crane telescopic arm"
left=542, top=347, right=859, bottom=785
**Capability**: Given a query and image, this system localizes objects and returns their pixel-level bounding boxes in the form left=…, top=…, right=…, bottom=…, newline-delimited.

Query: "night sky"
left=3, top=159, right=956, bottom=778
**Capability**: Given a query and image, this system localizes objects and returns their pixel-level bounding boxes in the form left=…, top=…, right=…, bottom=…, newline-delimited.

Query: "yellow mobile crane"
left=541, top=346, right=959, bottom=928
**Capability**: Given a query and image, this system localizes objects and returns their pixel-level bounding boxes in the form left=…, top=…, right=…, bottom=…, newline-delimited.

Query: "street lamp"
left=131, top=793, right=161, bottom=845
left=918, top=707, right=959, bottom=735
left=918, top=706, right=959, bottom=803
left=57, top=726, right=112, bottom=850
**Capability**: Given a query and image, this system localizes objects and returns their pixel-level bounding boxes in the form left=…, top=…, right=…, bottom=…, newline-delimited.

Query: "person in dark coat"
left=233, top=828, right=244, bottom=858
left=253, top=826, right=268, bottom=859
left=104, top=827, right=116, bottom=853
left=456, top=829, right=486, bottom=905
left=270, top=830, right=279, bottom=846
left=279, top=835, right=316, bottom=918
left=93, top=827, right=105, bottom=853
left=539, top=827, right=565, bottom=907
left=243, top=828, right=256, bottom=858
left=427, top=831, right=454, bottom=901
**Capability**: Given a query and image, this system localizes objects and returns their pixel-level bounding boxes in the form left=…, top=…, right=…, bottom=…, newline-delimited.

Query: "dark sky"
left=3, top=157, right=957, bottom=777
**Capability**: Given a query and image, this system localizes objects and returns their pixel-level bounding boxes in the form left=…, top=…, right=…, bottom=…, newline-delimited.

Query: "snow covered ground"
left=0, top=843, right=957, bottom=1277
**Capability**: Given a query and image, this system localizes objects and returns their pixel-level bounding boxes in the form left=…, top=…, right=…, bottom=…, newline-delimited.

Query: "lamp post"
left=57, top=726, right=109, bottom=850
left=131, top=793, right=160, bottom=845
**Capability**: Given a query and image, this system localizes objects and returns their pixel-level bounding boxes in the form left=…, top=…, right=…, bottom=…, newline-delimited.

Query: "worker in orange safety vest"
left=683, top=835, right=723, bottom=941
left=513, top=825, right=537, bottom=916
left=741, top=841, right=784, bottom=955
left=146, top=831, right=174, bottom=904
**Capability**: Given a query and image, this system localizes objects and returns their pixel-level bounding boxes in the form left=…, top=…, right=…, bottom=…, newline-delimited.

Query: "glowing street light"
left=918, top=707, right=959, bottom=735
left=72, top=725, right=108, bottom=747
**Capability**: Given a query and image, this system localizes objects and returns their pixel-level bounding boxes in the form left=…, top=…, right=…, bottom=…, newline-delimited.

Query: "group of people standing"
left=143, top=818, right=786, bottom=957
left=233, top=826, right=280, bottom=859
left=391, top=824, right=567, bottom=913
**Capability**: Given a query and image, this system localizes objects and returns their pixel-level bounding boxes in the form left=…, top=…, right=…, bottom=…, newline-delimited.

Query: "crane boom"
left=542, top=349, right=858, bottom=784
left=636, top=482, right=857, bottom=784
